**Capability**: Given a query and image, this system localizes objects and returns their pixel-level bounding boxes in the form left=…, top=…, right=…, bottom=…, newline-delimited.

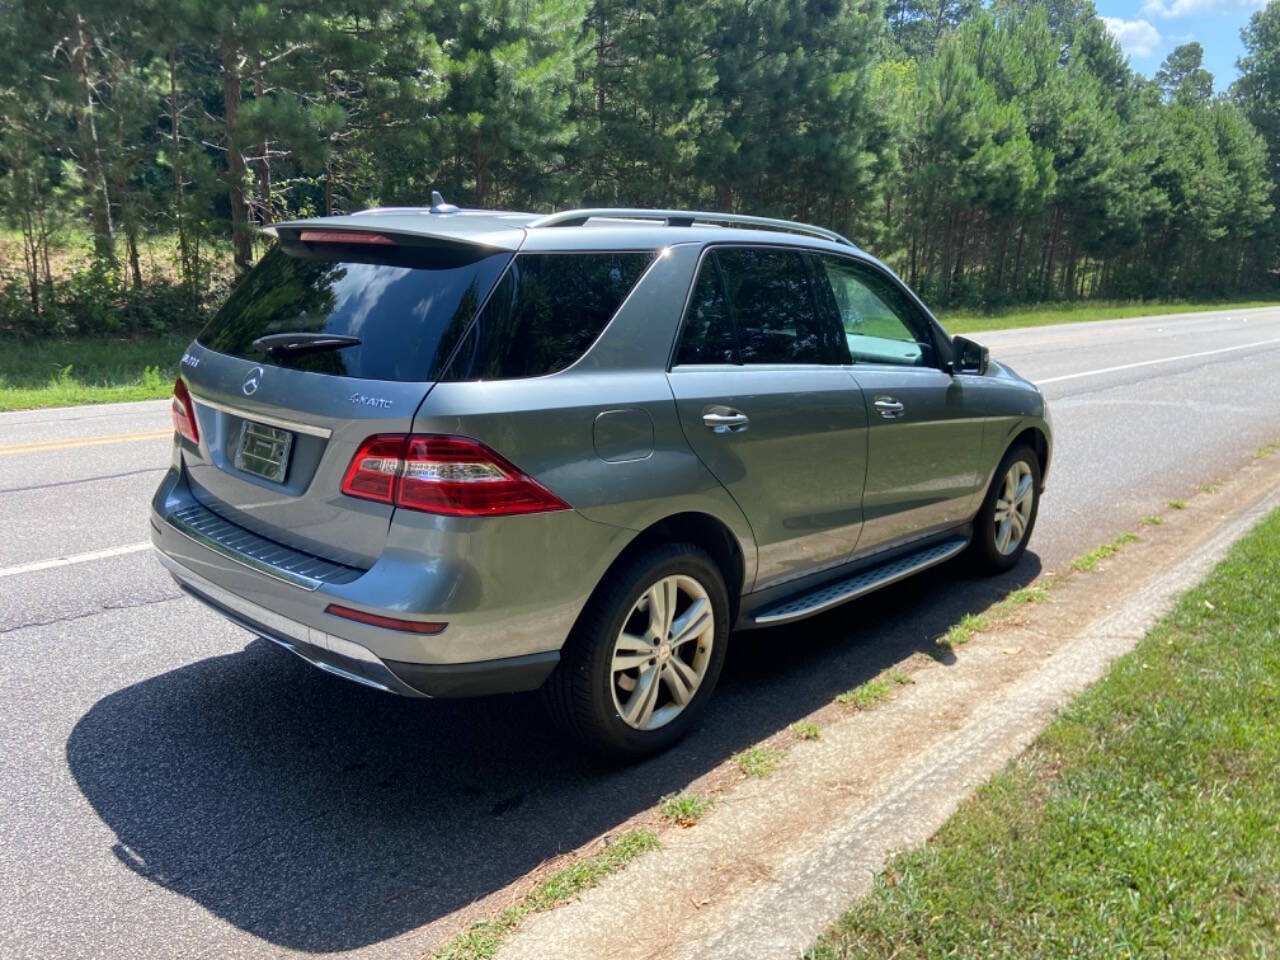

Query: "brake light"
left=340, top=434, right=570, bottom=517
left=172, top=377, right=199, bottom=444
left=299, top=230, right=395, bottom=246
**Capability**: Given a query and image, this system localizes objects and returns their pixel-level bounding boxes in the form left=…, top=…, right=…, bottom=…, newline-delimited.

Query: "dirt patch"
left=479, top=448, right=1280, bottom=960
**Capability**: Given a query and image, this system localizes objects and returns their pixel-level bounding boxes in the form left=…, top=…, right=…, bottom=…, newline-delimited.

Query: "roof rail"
left=525, top=208, right=855, bottom=248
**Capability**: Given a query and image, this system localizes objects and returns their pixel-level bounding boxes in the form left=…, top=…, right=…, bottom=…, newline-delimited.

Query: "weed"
left=658, top=793, right=713, bottom=827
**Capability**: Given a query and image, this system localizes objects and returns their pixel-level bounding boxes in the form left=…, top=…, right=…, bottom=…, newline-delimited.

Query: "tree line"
left=2, top=0, right=1278, bottom=337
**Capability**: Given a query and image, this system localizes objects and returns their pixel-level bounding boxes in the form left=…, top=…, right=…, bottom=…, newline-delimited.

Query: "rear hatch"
left=176, top=227, right=514, bottom=568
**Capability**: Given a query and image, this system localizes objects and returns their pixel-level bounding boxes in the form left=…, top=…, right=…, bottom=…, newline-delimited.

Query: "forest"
left=2, top=0, right=1279, bottom=338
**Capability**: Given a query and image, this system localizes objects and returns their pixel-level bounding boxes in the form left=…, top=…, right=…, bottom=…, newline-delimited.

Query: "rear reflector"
left=340, top=434, right=570, bottom=517
left=171, top=377, right=199, bottom=444
left=299, top=229, right=395, bottom=246
left=324, top=603, right=446, bottom=634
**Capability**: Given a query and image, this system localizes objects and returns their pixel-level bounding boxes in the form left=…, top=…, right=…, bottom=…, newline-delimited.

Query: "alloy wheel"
left=610, top=574, right=716, bottom=731
left=992, top=460, right=1034, bottom=555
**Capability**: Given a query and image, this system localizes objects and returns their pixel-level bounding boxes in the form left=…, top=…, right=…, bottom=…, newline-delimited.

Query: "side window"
left=715, top=248, right=848, bottom=365
left=442, top=251, right=652, bottom=381
left=674, top=259, right=737, bottom=365
left=816, top=256, right=936, bottom=368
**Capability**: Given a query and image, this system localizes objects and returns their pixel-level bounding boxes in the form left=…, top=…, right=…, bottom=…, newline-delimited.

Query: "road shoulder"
left=487, top=449, right=1280, bottom=960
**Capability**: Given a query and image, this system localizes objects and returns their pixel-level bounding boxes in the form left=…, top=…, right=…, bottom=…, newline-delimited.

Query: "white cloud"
left=1140, top=0, right=1266, bottom=19
left=1102, top=17, right=1163, bottom=59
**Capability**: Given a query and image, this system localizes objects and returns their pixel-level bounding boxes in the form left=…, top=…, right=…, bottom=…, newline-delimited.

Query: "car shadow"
left=66, top=552, right=1040, bottom=953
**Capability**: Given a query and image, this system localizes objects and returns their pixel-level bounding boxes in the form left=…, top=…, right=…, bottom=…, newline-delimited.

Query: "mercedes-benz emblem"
left=242, top=366, right=264, bottom=396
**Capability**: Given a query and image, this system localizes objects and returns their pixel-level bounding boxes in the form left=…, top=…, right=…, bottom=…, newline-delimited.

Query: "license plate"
left=234, top=420, right=294, bottom=483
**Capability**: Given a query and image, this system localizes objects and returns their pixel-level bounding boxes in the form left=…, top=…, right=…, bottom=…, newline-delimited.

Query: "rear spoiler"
left=267, top=215, right=527, bottom=252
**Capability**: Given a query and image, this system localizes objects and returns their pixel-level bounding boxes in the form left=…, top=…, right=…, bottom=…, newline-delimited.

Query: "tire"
left=543, top=542, right=730, bottom=758
left=969, top=444, right=1042, bottom=574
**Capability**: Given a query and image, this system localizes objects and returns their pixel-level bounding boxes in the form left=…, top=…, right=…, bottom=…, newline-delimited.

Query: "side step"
left=751, top=535, right=970, bottom=626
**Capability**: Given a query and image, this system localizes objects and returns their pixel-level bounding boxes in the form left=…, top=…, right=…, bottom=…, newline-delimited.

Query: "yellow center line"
left=0, top=429, right=172, bottom=456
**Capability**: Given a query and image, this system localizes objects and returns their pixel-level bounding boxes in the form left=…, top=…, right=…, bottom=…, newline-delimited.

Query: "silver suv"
left=152, top=203, right=1051, bottom=756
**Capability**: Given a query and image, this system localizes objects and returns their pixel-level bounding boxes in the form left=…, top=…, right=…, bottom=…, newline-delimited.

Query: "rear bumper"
left=157, top=548, right=559, bottom=697
left=151, top=465, right=629, bottom=696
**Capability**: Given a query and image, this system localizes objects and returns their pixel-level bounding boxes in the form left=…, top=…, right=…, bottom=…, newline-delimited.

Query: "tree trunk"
left=168, top=44, right=194, bottom=304
left=474, top=144, right=490, bottom=207
left=324, top=70, right=335, bottom=215
left=72, top=15, right=114, bottom=264
left=125, top=220, right=143, bottom=288
left=253, top=63, right=271, bottom=224
left=220, top=33, right=253, bottom=275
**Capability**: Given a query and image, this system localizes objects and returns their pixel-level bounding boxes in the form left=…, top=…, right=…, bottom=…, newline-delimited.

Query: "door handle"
left=874, top=397, right=905, bottom=419
left=702, top=406, right=750, bottom=434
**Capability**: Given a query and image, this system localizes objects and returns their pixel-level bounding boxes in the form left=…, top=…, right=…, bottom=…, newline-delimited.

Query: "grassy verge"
left=0, top=332, right=193, bottom=411
left=432, top=829, right=660, bottom=960
left=809, top=506, right=1280, bottom=959
left=939, top=297, right=1280, bottom=334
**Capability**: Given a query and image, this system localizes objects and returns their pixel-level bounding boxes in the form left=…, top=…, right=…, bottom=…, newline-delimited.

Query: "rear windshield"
left=197, top=243, right=512, bottom=381
left=441, top=252, right=653, bottom=380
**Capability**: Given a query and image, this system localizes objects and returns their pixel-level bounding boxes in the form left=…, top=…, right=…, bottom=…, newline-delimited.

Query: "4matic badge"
left=349, top=393, right=393, bottom=409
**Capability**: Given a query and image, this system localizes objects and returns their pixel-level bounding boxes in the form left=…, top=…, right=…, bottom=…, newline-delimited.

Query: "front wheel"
left=543, top=543, right=730, bottom=758
left=970, top=444, right=1041, bottom=573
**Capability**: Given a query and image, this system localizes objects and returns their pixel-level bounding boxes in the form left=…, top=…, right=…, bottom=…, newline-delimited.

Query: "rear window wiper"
left=252, top=333, right=361, bottom=357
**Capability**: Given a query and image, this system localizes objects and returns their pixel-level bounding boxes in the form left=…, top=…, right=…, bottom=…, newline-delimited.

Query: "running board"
left=750, top=535, right=970, bottom=626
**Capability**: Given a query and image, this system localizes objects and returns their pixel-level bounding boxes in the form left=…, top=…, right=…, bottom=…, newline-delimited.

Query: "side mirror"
left=951, top=335, right=989, bottom=376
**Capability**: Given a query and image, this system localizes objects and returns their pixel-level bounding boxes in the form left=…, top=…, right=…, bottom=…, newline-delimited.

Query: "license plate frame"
left=234, top=420, right=294, bottom=484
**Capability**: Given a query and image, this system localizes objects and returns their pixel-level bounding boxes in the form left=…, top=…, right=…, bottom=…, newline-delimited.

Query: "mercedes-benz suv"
left=151, top=202, right=1052, bottom=756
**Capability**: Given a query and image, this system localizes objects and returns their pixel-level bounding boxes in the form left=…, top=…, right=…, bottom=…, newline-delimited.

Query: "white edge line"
left=0, top=542, right=152, bottom=579
left=1038, top=336, right=1280, bottom=384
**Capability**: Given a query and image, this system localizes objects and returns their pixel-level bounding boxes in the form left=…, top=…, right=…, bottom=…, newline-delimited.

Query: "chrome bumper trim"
left=156, top=549, right=424, bottom=697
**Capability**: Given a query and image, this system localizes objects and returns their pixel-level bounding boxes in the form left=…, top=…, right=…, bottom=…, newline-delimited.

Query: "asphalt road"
left=3, top=305, right=1280, bottom=959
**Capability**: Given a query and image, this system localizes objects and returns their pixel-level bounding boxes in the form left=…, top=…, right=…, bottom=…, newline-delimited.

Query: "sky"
left=1093, top=0, right=1268, bottom=90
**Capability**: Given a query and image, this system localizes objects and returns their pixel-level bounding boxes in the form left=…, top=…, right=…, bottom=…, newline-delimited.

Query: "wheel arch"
left=590, top=511, right=748, bottom=625
left=1009, top=425, right=1050, bottom=488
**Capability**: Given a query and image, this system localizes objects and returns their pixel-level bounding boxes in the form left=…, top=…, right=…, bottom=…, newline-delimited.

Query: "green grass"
left=939, top=297, right=1280, bottom=335
left=1141, top=514, right=1165, bottom=526
left=0, top=332, right=194, bottom=410
left=1071, top=532, right=1139, bottom=572
left=809, top=506, right=1280, bottom=960
left=1169, top=498, right=1188, bottom=510
left=936, top=612, right=991, bottom=650
left=1000, top=584, right=1051, bottom=608
left=835, top=670, right=912, bottom=709
left=792, top=722, right=822, bottom=741
left=936, top=587, right=1051, bottom=651
left=658, top=792, right=714, bottom=827
left=1254, top=440, right=1280, bottom=459
left=734, top=746, right=783, bottom=778
left=432, top=829, right=660, bottom=960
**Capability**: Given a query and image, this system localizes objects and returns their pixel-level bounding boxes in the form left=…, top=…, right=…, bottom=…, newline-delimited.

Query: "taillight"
left=340, top=434, right=570, bottom=517
left=172, top=377, right=199, bottom=444
left=340, top=435, right=405, bottom=504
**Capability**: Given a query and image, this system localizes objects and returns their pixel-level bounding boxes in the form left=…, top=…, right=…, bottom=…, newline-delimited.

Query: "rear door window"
left=673, top=259, right=738, bottom=365
left=673, top=247, right=849, bottom=366
left=441, top=252, right=652, bottom=380
left=198, top=242, right=512, bottom=382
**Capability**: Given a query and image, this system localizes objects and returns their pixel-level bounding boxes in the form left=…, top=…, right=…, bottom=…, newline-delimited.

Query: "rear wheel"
left=970, top=444, right=1041, bottom=573
left=543, top=543, right=730, bottom=758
